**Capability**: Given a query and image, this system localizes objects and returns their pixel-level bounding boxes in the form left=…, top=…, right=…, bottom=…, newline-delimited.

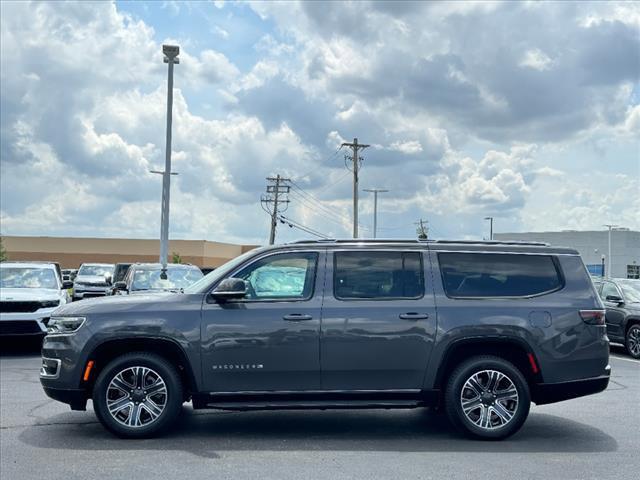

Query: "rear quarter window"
left=438, top=252, right=564, bottom=298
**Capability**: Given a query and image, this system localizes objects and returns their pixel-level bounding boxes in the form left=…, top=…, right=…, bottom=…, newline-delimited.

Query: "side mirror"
left=114, top=281, right=128, bottom=293
left=62, top=280, right=73, bottom=290
left=211, top=278, right=247, bottom=300
left=606, top=295, right=623, bottom=305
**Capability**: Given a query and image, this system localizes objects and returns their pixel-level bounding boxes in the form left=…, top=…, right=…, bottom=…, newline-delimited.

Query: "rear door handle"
left=399, top=312, right=429, bottom=320
left=283, top=314, right=313, bottom=322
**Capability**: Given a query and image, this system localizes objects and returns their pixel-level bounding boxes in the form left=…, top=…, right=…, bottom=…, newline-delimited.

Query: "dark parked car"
left=40, top=239, right=609, bottom=440
left=107, top=263, right=132, bottom=295
left=592, top=277, right=640, bottom=358
left=112, top=263, right=203, bottom=295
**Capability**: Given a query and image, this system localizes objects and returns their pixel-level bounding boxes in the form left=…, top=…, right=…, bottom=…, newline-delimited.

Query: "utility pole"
left=604, top=224, right=618, bottom=278
left=342, top=138, right=369, bottom=238
left=363, top=188, right=388, bottom=239
left=158, top=45, right=179, bottom=278
left=261, top=175, right=290, bottom=245
left=415, top=218, right=429, bottom=240
left=484, top=216, right=494, bottom=240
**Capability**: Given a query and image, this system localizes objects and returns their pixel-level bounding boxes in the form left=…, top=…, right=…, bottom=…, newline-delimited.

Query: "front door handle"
left=399, top=312, right=429, bottom=320
left=283, top=313, right=313, bottom=322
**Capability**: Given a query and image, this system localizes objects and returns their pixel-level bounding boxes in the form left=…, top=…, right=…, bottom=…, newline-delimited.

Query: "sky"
left=0, top=0, right=638, bottom=245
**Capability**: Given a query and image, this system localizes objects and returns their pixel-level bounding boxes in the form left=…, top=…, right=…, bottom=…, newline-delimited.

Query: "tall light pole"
left=363, top=188, right=388, bottom=239
left=484, top=216, right=494, bottom=240
left=158, top=45, right=179, bottom=277
left=604, top=224, right=618, bottom=278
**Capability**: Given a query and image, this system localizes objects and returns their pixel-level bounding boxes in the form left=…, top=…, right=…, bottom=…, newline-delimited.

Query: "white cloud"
left=519, top=49, right=554, bottom=71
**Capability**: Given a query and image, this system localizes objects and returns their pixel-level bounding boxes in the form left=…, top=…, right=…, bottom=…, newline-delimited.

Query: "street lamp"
left=158, top=44, right=179, bottom=278
left=484, top=217, right=494, bottom=240
left=603, top=224, right=618, bottom=278
left=363, top=188, right=389, bottom=239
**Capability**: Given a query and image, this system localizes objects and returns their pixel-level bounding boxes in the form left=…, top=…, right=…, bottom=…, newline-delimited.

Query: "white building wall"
left=494, top=230, right=640, bottom=278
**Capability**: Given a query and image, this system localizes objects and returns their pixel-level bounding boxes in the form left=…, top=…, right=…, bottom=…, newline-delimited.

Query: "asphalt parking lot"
left=1, top=341, right=638, bottom=480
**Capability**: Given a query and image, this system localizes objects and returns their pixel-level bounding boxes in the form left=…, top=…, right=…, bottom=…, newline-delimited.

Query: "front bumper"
left=42, top=386, right=87, bottom=411
left=73, top=286, right=109, bottom=299
left=0, top=310, right=57, bottom=335
left=532, top=365, right=611, bottom=405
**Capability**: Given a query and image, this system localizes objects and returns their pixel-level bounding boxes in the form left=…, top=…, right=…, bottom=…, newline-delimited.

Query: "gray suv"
left=40, top=240, right=610, bottom=440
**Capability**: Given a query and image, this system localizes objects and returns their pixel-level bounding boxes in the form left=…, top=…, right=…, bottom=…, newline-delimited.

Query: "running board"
left=202, top=399, right=422, bottom=411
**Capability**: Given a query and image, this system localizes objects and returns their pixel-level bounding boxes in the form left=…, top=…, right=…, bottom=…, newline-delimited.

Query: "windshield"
left=78, top=265, right=114, bottom=276
left=619, top=281, right=640, bottom=303
left=131, top=267, right=204, bottom=291
left=184, top=248, right=265, bottom=294
left=0, top=267, right=59, bottom=289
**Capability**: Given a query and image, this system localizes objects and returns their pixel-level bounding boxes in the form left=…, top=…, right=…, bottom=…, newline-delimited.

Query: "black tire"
left=444, top=355, right=531, bottom=440
left=92, top=352, right=183, bottom=438
left=625, top=324, right=640, bottom=359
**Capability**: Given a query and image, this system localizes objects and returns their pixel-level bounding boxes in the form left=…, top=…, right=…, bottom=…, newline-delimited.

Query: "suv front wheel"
left=444, top=355, right=531, bottom=440
left=92, top=352, right=183, bottom=438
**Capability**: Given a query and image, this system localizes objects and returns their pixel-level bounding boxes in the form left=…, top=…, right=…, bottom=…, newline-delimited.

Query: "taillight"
left=579, top=310, right=606, bottom=325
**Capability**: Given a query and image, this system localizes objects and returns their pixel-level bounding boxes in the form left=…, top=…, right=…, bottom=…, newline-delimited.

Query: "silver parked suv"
left=73, top=263, right=115, bottom=301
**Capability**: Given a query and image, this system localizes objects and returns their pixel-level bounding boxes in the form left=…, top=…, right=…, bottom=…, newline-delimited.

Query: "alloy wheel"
left=627, top=326, right=640, bottom=358
left=106, top=366, right=168, bottom=428
left=460, top=369, right=519, bottom=430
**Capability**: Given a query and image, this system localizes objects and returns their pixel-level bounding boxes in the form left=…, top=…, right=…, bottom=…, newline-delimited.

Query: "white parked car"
left=0, top=262, right=72, bottom=336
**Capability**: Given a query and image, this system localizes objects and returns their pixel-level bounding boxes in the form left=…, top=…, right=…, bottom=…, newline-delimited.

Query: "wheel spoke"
left=462, top=397, right=482, bottom=414
left=128, top=403, right=142, bottom=427
left=495, top=386, right=518, bottom=401
left=134, top=367, right=145, bottom=389
left=145, top=379, right=166, bottom=396
left=492, top=402, right=514, bottom=424
left=478, top=405, right=491, bottom=428
left=141, top=398, right=163, bottom=419
left=111, top=376, right=133, bottom=393
left=108, top=397, right=132, bottom=415
left=466, top=376, right=484, bottom=396
left=487, top=371, right=501, bottom=393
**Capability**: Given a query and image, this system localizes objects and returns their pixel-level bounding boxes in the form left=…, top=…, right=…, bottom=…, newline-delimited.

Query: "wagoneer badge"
left=212, top=364, right=264, bottom=370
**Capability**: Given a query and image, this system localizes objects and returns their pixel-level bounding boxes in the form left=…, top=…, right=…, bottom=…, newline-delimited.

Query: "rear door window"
left=334, top=251, right=424, bottom=300
left=438, top=253, right=563, bottom=298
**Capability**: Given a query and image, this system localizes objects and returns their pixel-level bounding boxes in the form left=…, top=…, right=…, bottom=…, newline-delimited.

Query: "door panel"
left=601, top=281, right=625, bottom=338
left=320, top=250, right=437, bottom=391
left=200, top=251, right=325, bottom=392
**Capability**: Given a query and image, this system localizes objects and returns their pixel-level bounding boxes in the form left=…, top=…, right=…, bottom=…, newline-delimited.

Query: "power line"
left=292, top=145, right=344, bottom=183
left=278, top=215, right=330, bottom=239
left=289, top=181, right=370, bottom=231
left=260, top=175, right=291, bottom=245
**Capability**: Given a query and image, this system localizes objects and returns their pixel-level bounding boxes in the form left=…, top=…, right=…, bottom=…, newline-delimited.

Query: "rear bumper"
left=533, top=365, right=610, bottom=405
left=41, top=385, right=87, bottom=411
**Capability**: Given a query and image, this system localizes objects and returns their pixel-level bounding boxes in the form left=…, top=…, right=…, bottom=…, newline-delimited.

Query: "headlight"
left=47, top=316, right=86, bottom=335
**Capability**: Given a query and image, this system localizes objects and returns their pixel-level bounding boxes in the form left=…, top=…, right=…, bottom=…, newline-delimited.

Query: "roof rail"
left=287, top=238, right=550, bottom=246
left=428, top=239, right=550, bottom=247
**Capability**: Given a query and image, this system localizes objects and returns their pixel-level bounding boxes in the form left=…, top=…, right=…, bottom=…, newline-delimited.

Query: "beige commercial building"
left=1, top=236, right=258, bottom=269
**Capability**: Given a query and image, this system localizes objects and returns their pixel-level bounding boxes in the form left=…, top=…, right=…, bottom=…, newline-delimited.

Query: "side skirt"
left=192, top=389, right=440, bottom=411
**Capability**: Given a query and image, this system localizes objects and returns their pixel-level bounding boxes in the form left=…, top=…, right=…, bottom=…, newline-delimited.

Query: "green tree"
left=0, top=237, right=7, bottom=262
left=171, top=251, right=183, bottom=264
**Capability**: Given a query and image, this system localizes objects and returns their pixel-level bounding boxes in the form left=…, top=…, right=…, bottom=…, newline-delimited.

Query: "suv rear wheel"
left=92, top=352, right=183, bottom=438
left=444, top=355, right=531, bottom=440
left=625, top=324, right=640, bottom=359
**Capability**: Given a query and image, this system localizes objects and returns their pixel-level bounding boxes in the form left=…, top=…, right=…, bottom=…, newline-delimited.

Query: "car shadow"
left=18, top=406, right=617, bottom=457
